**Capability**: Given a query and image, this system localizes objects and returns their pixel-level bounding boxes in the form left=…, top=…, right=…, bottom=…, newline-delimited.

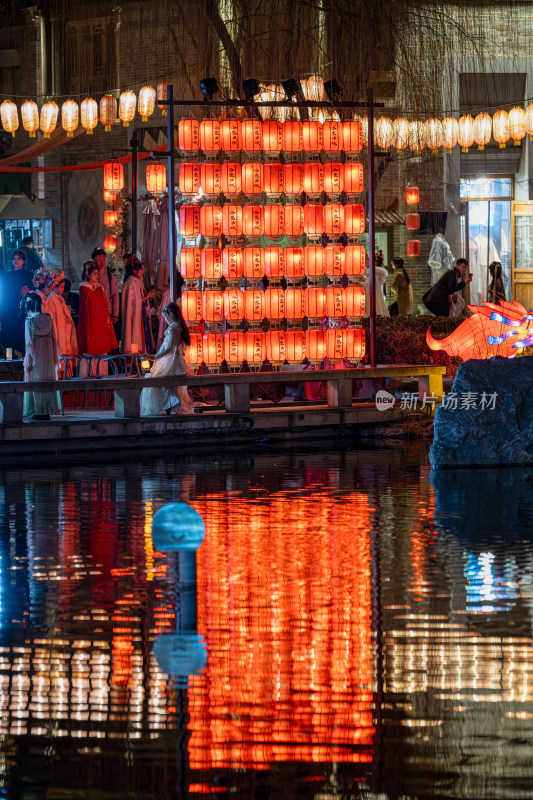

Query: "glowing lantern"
left=138, top=86, right=156, bottom=121
left=323, top=203, right=345, bottom=236
left=323, top=162, right=344, bottom=194
left=406, top=239, right=421, bottom=257
left=264, top=246, right=284, bottom=279
left=326, top=328, right=344, bottom=361
left=509, top=106, right=526, bottom=144
left=303, top=162, right=323, bottom=195
left=200, top=162, right=221, bottom=195
left=344, top=327, right=365, bottom=359
left=304, top=245, right=325, bottom=278
left=242, top=205, right=264, bottom=237
left=241, top=162, right=263, bottom=195
left=242, top=118, right=262, bottom=151
left=492, top=109, right=509, bottom=148
left=343, top=119, right=363, bottom=152
left=323, top=120, right=342, bottom=152
left=200, top=119, right=221, bottom=152
left=103, top=160, right=124, bottom=193
left=103, top=189, right=115, bottom=203
left=325, top=245, right=345, bottom=278
left=180, top=247, right=201, bottom=280
left=118, top=90, right=136, bottom=127
left=442, top=116, right=459, bottom=151
left=266, top=330, right=287, bottom=364
left=61, top=100, right=78, bottom=136
left=179, top=162, right=200, bottom=194
left=263, top=163, right=284, bottom=194
left=104, top=234, right=116, bottom=254
left=243, top=247, right=265, bottom=280
left=244, top=289, right=265, bottom=322
left=426, top=118, right=443, bottom=152
left=104, top=210, right=118, bottom=227
left=200, top=205, right=223, bottom=237
left=473, top=112, right=491, bottom=150
left=264, top=287, right=286, bottom=319
left=285, top=330, right=305, bottom=363
left=375, top=117, right=394, bottom=149
left=223, top=331, right=245, bottom=366
left=178, top=118, right=200, bottom=152
left=306, top=329, right=326, bottom=363
left=80, top=97, right=98, bottom=134
left=284, top=247, right=304, bottom=280
left=305, top=286, right=326, bottom=318
left=244, top=331, right=266, bottom=365
left=283, top=120, right=302, bottom=152
left=222, top=247, right=244, bottom=280
left=262, top=120, right=283, bottom=152
left=220, top=118, right=241, bottom=151
left=406, top=213, right=420, bottom=231
left=21, top=100, right=39, bottom=137
left=344, top=163, right=364, bottom=194
left=157, top=80, right=172, bottom=115
left=184, top=333, right=203, bottom=368
left=223, top=287, right=245, bottom=321
left=458, top=114, right=475, bottom=151
left=179, top=205, right=200, bottom=237
left=202, top=333, right=224, bottom=366
left=264, top=205, right=285, bottom=238
left=202, top=290, right=224, bottom=322
left=345, top=244, right=366, bottom=276
left=100, top=94, right=117, bottom=131
left=283, top=163, right=303, bottom=194
left=284, top=205, right=304, bottom=237
left=285, top=287, right=305, bottom=319
left=404, top=186, right=420, bottom=205
left=40, top=101, right=59, bottom=137
left=392, top=117, right=409, bottom=150
left=344, top=204, right=365, bottom=235
left=345, top=285, right=365, bottom=317
left=526, top=103, right=533, bottom=141
left=408, top=120, right=426, bottom=152
left=201, top=248, right=223, bottom=281
left=304, top=204, right=324, bottom=235
left=302, top=120, right=323, bottom=152
left=1, top=100, right=18, bottom=135
left=181, top=291, right=202, bottom=322
left=221, top=162, right=242, bottom=195
left=146, top=162, right=167, bottom=194
left=222, top=204, right=243, bottom=237
left=325, top=285, right=346, bottom=317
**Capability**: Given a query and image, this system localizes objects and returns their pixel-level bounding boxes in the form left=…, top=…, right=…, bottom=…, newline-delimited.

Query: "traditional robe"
left=141, top=322, right=193, bottom=416
left=23, top=311, right=60, bottom=416
left=363, top=266, right=390, bottom=317
left=78, top=282, right=118, bottom=355
left=46, top=290, right=77, bottom=356
left=121, top=275, right=146, bottom=353
left=0, top=267, right=33, bottom=353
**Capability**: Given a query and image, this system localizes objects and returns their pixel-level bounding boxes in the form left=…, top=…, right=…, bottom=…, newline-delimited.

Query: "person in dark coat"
left=21, top=235, right=44, bottom=273
left=0, top=249, right=34, bottom=354
left=423, top=257, right=472, bottom=316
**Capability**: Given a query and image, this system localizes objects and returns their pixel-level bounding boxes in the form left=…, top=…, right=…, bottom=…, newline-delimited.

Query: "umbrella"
left=140, top=198, right=160, bottom=287
left=157, top=194, right=169, bottom=290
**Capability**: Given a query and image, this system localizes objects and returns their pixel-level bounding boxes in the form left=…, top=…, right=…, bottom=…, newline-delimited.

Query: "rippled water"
left=1, top=446, right=533, bottom=799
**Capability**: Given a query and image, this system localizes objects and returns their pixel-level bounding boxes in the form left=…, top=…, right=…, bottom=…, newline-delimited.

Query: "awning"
left=375, top=210, right=405, bottom=225
left=0, top=194, right=44, bottom=220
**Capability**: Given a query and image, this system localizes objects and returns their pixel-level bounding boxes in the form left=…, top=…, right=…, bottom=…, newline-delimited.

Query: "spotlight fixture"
left=282, top=78, right=300, bottom=100
left=242, top=79, right=261, bottom=102
left=324, top=79, right=342, bottom=102
left=200, top=78, right=219, bottom=100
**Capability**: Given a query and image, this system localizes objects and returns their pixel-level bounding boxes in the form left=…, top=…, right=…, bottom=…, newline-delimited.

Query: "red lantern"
left=220, top=118, right=241, bottom=151
left=104, top=210, right=118, bottom=227
left=202, top=332, right=224, bottom=366
left=264, top=204, right=285, bottom=238
left=243, top=247, right=265, bottom=280
left=222, top=204, right=243, bottom=237
left=303, top=163, right=323, bottom=194
left=103, top=160, right=124, bottom=193
left=284, top=247, right=304, bottom=280
left=323, top=203, right=345, bottom=236
left=285, top=287, right=305, bottom=319
left=325, top=285, right=346, bottom=317
left=223, top=288, right=245, bottom=321
left=326, top=328, right=345, bottom=361
left=262, top=120, right=283, bottom=152
left=181, top=247, right=201, bottom=280
left=325, top=245, right=345, bottom=278
left=283, top=163, right=303, bottom=194
left=264, top=287, right=286, bottom=320
left=344, top=203, right=365, bottom=235
left=241, top=162, right=263, bottom=195
left=406, top=213, right=420, bottom=231
left=304, top=204, right=324, bottom=235
left=285, top=330, right=305, bottom=363
left=202, top=290, right=224, bottom=322
left=244, top=331, right=266, bottom=365
left=263, top=163, right=284, bottom=194
left=200, top=162, right=221, bottom=195
left=199, top=119, right=220, bottom=152
left=306, top=328, right=326, bottom=363
left=323, top=163, right=344, bottom=194
left=184, top=333, right=203, bottom=367
left=181, top=290, right=203, bottom=322
left=244, top=288, right=265, bottom=321
left=283, top=120, right=302, bottom=152
left=343, top=119, right=363, bottom=152
left=201, top=248, right=223, bottom=280
left=179, top=205, right=200, bottom=237
left=305, top=286, right=326, bottom=318
left=404, top=186, right=420, bottom=205
left=406, top=239, right=421, bottom=257
left=265, top=246, right=284, bottom=279
left=302, top=120, right=323, bottom=152
left=222, top=247, right=244, bottom=280
left=178, top=162, right=200, bottom=194
left=103, top=234, right=116, bottom=254
left=266, top=330, right=287, bottom=364
left=224, top=330, right=246, bottom=365
left=304, top=246, right=325, bottom=278
left=345, top=285, right=365, bottom=317
left=242, top=119, right=262, bottom=151
left=323, top=120, right=343, bottom=152
left=200, top=205, right=223, bottom=237
left=146, top=162, right=167, bottom=194
left=178, top=118, right=199, bottom=152
left=242, top=205, right=264, bottom=237
left=99, top=94, right=116, bottom=131
left=103, top=189, right=115, bottom=203
left=345, top=245, right=366, bottom=276
left=220, top=162, right=242, bottom=195
left=284, top=205, right=304, bottom=237
left=344, top=328, right=365, bottom=360
left=344, top=163, right=364, bottom=194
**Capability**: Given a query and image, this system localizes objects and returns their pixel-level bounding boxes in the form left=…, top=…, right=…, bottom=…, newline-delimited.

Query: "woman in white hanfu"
left=121, top=257, right=155, bottom=354
left=22, top=292, right=61, bottom=420
left=141, top=302, right=194, bottom=416
left=46, top=273, right=77, bottom=357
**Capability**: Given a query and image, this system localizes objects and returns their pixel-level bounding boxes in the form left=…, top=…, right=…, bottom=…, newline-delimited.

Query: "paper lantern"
left=458, top=114, right=475, bottom=151
left=200, top=119, right=221, bottom=152
left=264, top=287, right=286, bottom=320
left=222, top=204, right=243, bottom=237
left=202, top=332, right=224, bottom=366
left=179, top=162, right=200, bottom=194
left=303, top=162, right=323, bottom=195
left=406, top=239, right=421, bottom=257
left=343, top=119, right=363, bottom=152
left=181, top=291, right=203, bottom=322
left=304, top=204, right=324, bottom=235
left=201, top=248, right=223, bottom=280
left=305, top=286, right=326, bottom=318
left=301, top=74, right=325, bottom=102
left=220, top=118, right=241, bottom=151
left=345, top=285, right=365, bottom=317
left=408, top=120, right=426, bottom=152
left=284, top=205, right=304, bottom=237
left=345, top=244, right=365, bottom=276
left=21, top=100, right=39, bottom=137
left=224, top=330, right=245, bottom=365
left=425, top=118, right=443, bottom=152
left=200, top=162, right=221, bottom=195
left=264, top=205, right=284, bottom=238
left=473, top=112, right=491, bottom=150
left=323, top=203, right=345, bottom=236
left=392, top=117, right=409, bottom=150
left=184, top=333, right=203, bottom=367
left=104, top=210, right=118, bottom=227
left=118, top=90, right=136, bottom=126
left=344, top=163, right=364, bottom=194
left=323, top=162, right=344, bottom=194
left=375, top=117, right=394, bottom=149
left=304, top=246, right=325, bottom=278
left=138, top=86, right=156, bottom=121
left=202, top=290, right=224, bottom=322
left=283, top=120, right=302, bottom=152
left=100, top=94, right=117, bottom=131
left=325, top=245, right=345, bottom=278
left=179, top=205, right=200, bottom=237
left=180, top=247, right=201, bottom=280
left=146, top=162, right=167, bottom=194
left=283, top=163, right=303, bottom=195
left=306, top=329, right=326, bottom=363
left=242, top=205, right=264, bottom=237
left=262, top=120, right=283, bottom=152
left=526, top=103, right=533, bottom=141
left=242, top=118, right=262, bottom=151
left=264, top=246, right=284, bottom=279
left=244, top=289, right=265, bottom=321
left=244, top=331, right=266, bottom=365
left=243, top=247, right=265, bottom=280
left=285, top=287, right=305, bottom=319
left=325, top=285, right=346, bottom=317
left=61, top=100, right=78, bottom=136
left=178, top=118, right=200, bottom=152
left=222, top=247, right=244, bottom=280
left=285, top=330, right=305, bottom=363
left=492, top=109, right=509, bottom=148
left=103, top=189, right=115, bottom=203
left=220, top=162, right=242, bottom=195
left=442, top=116, right=459, bottom=151
left=103, top=160, right=124, bottom=193
left=241, top=162, right=263, bottom=195
left=344, top=327, right=365, bottom=359
left=509, top=106, right=526, bottom=144
left=404, top=186, right=420, bottom=205
left=200, top=205, right=223, bottom=237
left=263, top=163, right=284, bottom=194
left=1, top=100, right=18, bottom=135
left=103, top=234, right=116, bottom=254
left=284, top=247, right=304, bottom=280
left=323, top=120, right=343, bottom=152
left=344, top=204, right=366, bottom=238
left=80, top=97, right=98, bottom=134
left=326, top=328, right=344, bottom=361
left=406, top=212, right=420, bottom=231
left=223, top=287, right=245, bottom=321
left=40, top=101, right=59, bottom=137
left=266, top=330, right=287, bottom=364
left=302, top=120, right=323, bottom=152
left=157, top=80, right=172, bottom=114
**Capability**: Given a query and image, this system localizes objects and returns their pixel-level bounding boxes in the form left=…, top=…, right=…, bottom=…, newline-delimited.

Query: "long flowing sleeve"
left=24, top=318, right=35, bottom=373
left=154, top=323, right=181, bottom=360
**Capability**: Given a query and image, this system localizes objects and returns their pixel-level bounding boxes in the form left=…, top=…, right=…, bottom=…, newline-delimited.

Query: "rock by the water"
left=430, top=356, right=533, bottom=469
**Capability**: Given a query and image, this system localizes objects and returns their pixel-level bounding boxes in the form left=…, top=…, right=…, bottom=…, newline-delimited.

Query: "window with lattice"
left=62, top=17, right=116, bottom=95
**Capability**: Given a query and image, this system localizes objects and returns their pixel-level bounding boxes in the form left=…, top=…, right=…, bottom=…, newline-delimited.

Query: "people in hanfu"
left=42, top=270, right=77, bottom=358
left=78, top=260, right=118, bottom=371
left=423, top=257, right=472, bottom=316
left=140, top=302, right=194, bottom=416
left=121, top=255, right=155, bottom=354
left=0, top=249, right=33, bottom=355
left=92, top=247, right=120, bottom=327
left=21, top=292, right=60, bottom=421
left=363, top=263, right=390, bottom=317
left=487, top=262, right=506, bottom=306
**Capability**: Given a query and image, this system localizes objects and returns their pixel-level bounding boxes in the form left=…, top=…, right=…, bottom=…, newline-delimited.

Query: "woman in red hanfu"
left=78, top=260, right=118, bottom=368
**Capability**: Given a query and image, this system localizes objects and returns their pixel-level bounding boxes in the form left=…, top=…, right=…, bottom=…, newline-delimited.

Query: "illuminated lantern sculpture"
left=375, top=117, right=394, bottom=149
left=325, top=285, right=346, bottom=317
left=222, top=204, right=243, bottom=238
left=263, top=163, right=284, bottom=194
left=344, top=327, right=366, bottom=359
left=221, top=162, right=242, bottom=195
left=323, top=162, right=344, bottom=194
left=344, top=203, right=365, bottom=235
left=138, top=86, right=156, bottom=121
left=345, top=285, right=365, bottom=317
left=458, top=114, right=475, bottom=152
left=179, top=205, right=200, bottom=237
left=304, top=245, right=325, bottom=278
left=181, top=291, right=203, bottom=322
left=222, top=247, right=244, bottom=281
left=325, top=245, right=345, bottom=278
left=404, top=186, right=420, bottom=205
left=202, top=290, right=224, bottom=322
left=243, top=247, right=265, bottom=280
left=406, top=239, right=421, bottom=257
left=104, top=210, right=119, bottom=227
left=323, top=120, right=343, bottom=152
left=220, top=118, right=241, bottom=151
left=305, top=286, right=326, bottom=318
left=283, top=120, right=302, bottom=152
left=264, top=287, right=286, bottom=320
left=1, top=100, right=18, bottom=135
left=262, top=120, right=283, bottom=152
left=241, top=162, right=263, bottom=195
left=242, top=118, right=262, bottom=151
left=264, top=204, right=284, bottom=238
left=426, top=118, right=443, bottom=152
left=179, top=161, right=200, bottom=194
left=21, top=100, right=39, bottom=137
left=200, top=119, right=221, bottom=152
left=304, top=204, right=324, bottom=236
left=244, top=331, right=266, bottom=366
left=303, top=162, right=323, bottom=195
left=223, top=287, right=245, bottom=321
left=323, top=203, right=345, bottom=236
left=302, top=120, right=323, bottom=152
left=180, top=247, right=201, bottom=280
left=202, top=333, right=224, bottom=367
left=473, top=112, right=491, bottom=150
left=442, top=116, right=459, bottom=151
left=408, top=119, right=426, bottom=152
left=285, top=287, right=305, bottom=319
left=118, top=90, right=136, bottom=126
left=266, top=330, right=287, bottom=365
left=264, top=246, right=284, bottom=279
left=184, top=333, right=203, bottom=369
left=343, top=119, right=363, bottom=152
left=200, top=162, right=221, bottom=195
left=509, top=106, right=526, bottom=145
left=284, top=205, right=304, bottom=237
left=40, top=101, right=59, bottom=137
left=285, top=330, right=305, bottom=363
left=200, top=205, right=223, bottom=238
left=61, top=99, right=78, bottom=136
left=344, top=163, right=364, bottom=194
left=283, top=163, right=303, bottom=195
left=306, top=329, right=326, bottom=364
left=104, top=160, right=124, bottom=193
left=80, top=97, right=98, bottom=134
left=178, top=118, right=200, bottom=152
left=493, top=109, right=510, bottom=148
left=224, top=331, right=245, bottom=367
left=100, top=94, right=117, bottom=131
left=146, top=162, right=167, bottom=194
left=392, top=117, right=409, bottom=150
left=406, top=212, right=420, bottom=231
left=345, top=244, right=366, bottom=276
left=104, top=234, right=117, bottom=254
left=244, top=288, right=265, bottom=322
left=157, top=80, right=172, bottom=115
left=201, top=248, right=223, bottom=281
left=284, top=247, right=304, bottom=280
left=325, top=328, right=344, bottom=361
left=526, top=103, right=533, bottom=141
left=242, top=204, right=264, bottom=238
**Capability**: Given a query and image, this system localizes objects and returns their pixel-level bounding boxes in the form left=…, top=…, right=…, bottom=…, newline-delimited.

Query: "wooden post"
left=0, top=392, right=23, bottom=423
left=418, top=372, right=444, bottom=402
left=224, top=383, right=250, bottom=413
left=327, top=379, right=353, bottom=408
left=114, top=388, right=141, bottom=418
